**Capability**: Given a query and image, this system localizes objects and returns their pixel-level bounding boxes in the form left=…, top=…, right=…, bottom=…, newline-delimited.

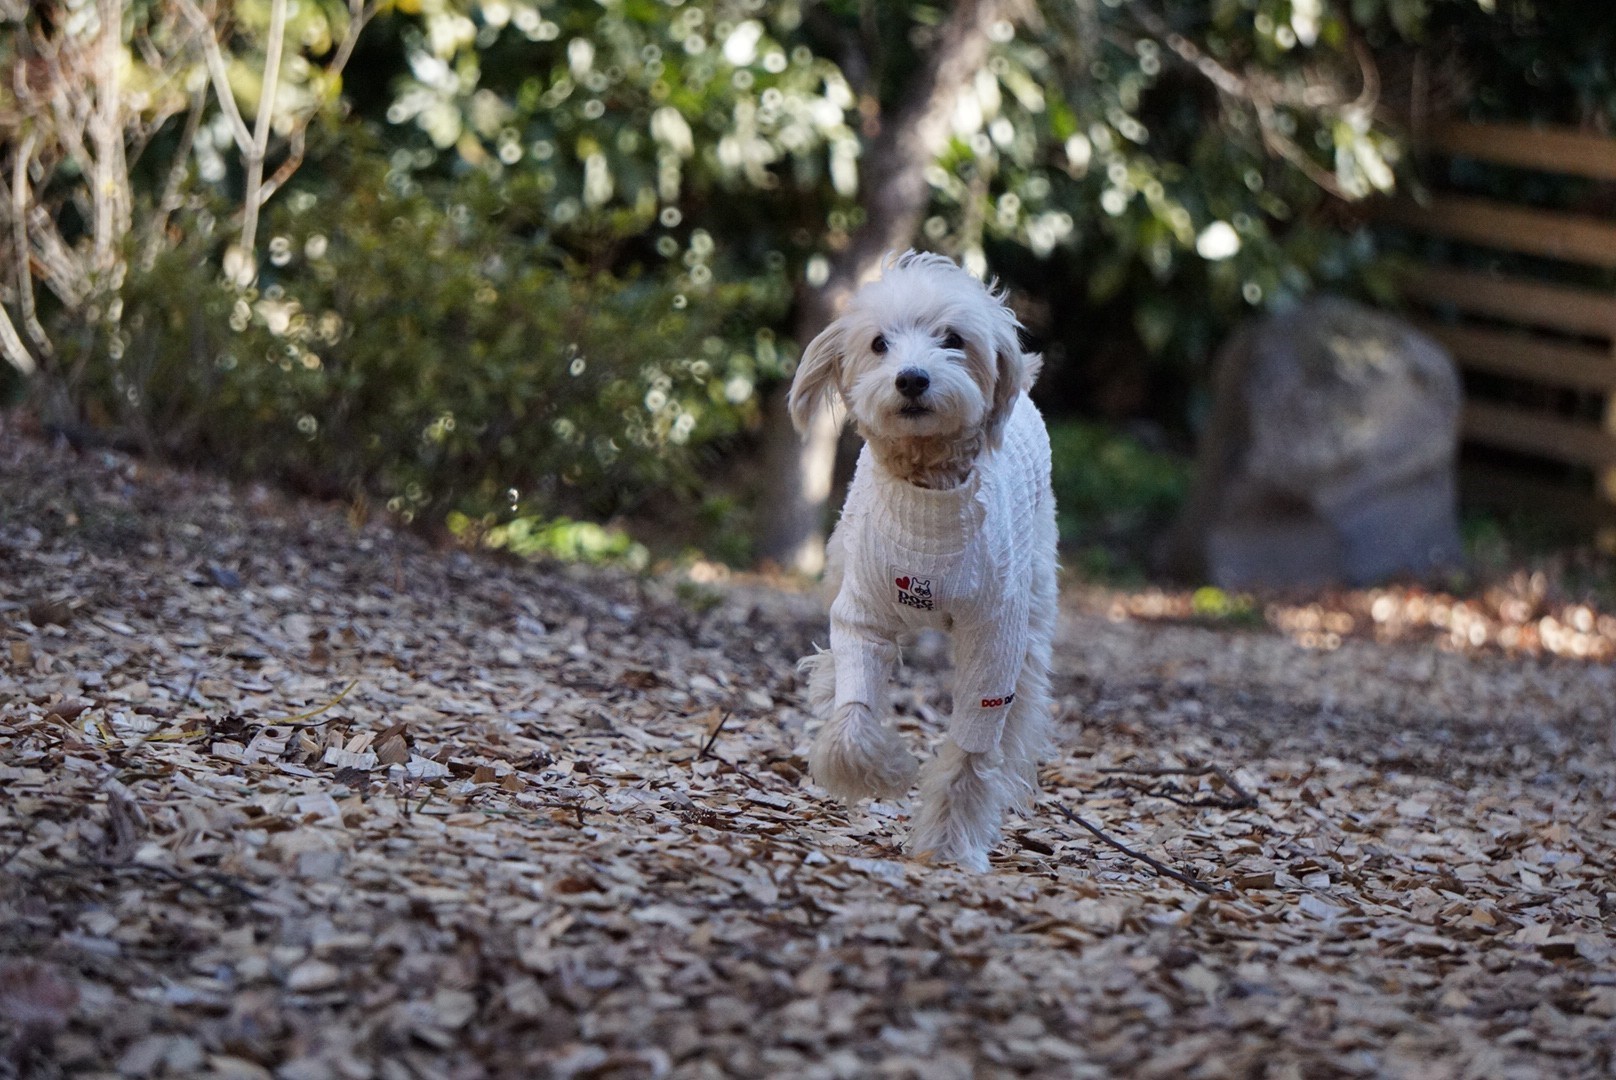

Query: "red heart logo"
left=895, top=576, right=910, bottom=591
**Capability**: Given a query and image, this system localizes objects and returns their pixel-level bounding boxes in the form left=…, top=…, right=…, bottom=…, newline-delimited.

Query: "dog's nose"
left=894, top=368, right=930, bottom=400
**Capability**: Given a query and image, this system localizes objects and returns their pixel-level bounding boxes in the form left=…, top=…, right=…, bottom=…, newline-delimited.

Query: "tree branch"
left=89, top=0, right=133, bottom=274
left=328, top=0, right=378, bottom=77
left=0, top=301, right=39, bottom=375
left=7, top=131, right=53, bottom=359
left=25, top=203, right=91, bottom=309
left=1053, top=802, right=1229, bottom=895
left=256, top=125, right=306, bottom=207
left=142, top=85, right=209, bottom=269
left=238, top=0, right=289, bottom=261
left=1129, top=3, right=1358, bottom=200
left=175, top=0, right=254, bottom=156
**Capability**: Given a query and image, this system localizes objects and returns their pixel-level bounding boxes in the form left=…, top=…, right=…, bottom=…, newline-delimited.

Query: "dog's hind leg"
left=993, top=485, right=1061, bottom=815
left=999, top=546, right=1058, bottom=813
left=906, top=741, right=1009, bottom=872
left=910, top=501, right=1057, bottom=871
left=997, top=659, right=1052, bottom=815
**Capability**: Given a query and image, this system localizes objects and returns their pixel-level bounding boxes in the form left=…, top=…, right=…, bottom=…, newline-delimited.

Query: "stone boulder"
left=1161, top=297, right=1463, bottom=588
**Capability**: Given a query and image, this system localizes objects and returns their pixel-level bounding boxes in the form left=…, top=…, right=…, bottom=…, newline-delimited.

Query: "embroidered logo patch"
left=980, top=693, right=1016, bottom=709
left=894, top=574, right=935, bottom=611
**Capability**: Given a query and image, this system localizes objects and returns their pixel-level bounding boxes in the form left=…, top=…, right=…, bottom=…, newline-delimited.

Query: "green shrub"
left=1047, top=419, right=1192, bottom=581
left=448, top=511, right=649, bottom=569
left=55, top=146, right=791, bottom=529
left=1189, top=586, right=1261, bottom=625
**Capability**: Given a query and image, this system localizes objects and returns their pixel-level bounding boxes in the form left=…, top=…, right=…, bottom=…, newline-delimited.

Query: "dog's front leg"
left=807, top=602, right=917, bottom=805
left=809, top=699, right=918, bottom=805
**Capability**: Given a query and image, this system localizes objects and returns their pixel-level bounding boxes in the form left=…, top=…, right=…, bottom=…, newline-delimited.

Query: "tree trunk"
left=757, top=0, right=1006, bottom=572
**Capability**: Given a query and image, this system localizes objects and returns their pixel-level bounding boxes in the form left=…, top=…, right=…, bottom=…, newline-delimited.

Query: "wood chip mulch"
left=2, top=426, right=1614, bottom=1079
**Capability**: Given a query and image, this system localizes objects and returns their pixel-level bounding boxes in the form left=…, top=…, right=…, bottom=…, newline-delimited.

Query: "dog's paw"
left=906, top=743, right=1005, bottom=872
left=809, top=703, right=918, bottom=804
left=905, top=809, right=994, bottom=873
left=906, top=827, right=991, bottom=873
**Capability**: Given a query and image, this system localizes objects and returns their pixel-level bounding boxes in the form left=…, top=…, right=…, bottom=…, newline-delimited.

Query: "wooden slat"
left=1425, top=122, right=1616, bottom=182
left=1603, top=365, right=1616, bottom=503
left=1460, top=464, right=1616, bottom=528
left=1400, top=267, right=1616, bottom=338
left=1461, top=401, right=1616, bottom=466
left=1375, top=195, right=1616, bottom=268
left=1413, top=319, right=1616, bottom=391
left=1397, top=120, right=1616, bottom=514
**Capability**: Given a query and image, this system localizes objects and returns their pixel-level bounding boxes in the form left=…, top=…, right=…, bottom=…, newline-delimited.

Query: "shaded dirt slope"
left=2, top=428, right=1614, bottom=1079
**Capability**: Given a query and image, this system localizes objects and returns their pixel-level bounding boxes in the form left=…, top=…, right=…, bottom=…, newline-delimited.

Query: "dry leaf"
left=0, top=960, right=79, bottom=1035
left=375, top=733, right=410, bottom=766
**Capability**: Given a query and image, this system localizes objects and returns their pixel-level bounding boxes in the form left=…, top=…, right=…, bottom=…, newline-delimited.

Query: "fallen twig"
left=1054, top=803, right=1230, bottom=896
left=1110, top=777, right=1245, bottom=810
left=260, top=678, right=361, bottom=728
left=1098, top=762, right=1258, bottom=809
left=28, top=859, right=263, bottom=902
left=177, top=668, right=202, bottom=708
left=697, top=712, right=732, bottom=761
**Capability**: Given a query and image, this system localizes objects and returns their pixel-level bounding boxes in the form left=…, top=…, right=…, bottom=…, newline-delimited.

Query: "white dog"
left=789, top=250, right=1058, bottom=871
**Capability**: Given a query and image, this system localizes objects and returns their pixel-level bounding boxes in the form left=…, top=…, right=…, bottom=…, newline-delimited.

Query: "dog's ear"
left=787, top=321, right=846, bottom=436
left=983, top=306, right=1026, bottom=449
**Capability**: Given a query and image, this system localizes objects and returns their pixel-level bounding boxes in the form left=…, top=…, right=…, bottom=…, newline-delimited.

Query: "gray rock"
left=1163, top=297, right=1463, bottom=588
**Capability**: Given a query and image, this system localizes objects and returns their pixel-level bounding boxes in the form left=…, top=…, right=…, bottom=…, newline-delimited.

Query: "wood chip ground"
left=2, top=429, right=1614, bottom=1078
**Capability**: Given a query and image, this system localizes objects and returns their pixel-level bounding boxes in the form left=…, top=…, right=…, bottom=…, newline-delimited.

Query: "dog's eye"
left=942, top=329, right=964, bottom=351
left=871, top=335, right=888, bottom=355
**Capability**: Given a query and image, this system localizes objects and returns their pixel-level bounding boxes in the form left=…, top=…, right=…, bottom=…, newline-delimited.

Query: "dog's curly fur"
left=799, top=650, right=919, bottom=803
left=789, top=250, right=1058, bottom=871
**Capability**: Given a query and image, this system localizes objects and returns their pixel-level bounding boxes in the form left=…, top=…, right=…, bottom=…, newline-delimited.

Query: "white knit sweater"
left=830, top=394, right=1054, bottom=753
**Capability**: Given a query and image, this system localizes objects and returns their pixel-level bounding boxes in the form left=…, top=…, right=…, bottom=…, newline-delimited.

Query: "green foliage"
left=449, top=510, right=650, bottom=569
left=692, top=494, right=754, bottom=566
left=1190, top=585, right=1262, bottom=625
left=673, top=579, right=725, bottom=614
left=57, top=140, right=791, bottom=526
left=381, top=0, right=858, bottom=285
left=372, top=0, right=1460, bottom=405
left=943, top=0, right=1427, bottom=375
left=1429, top=0, right=1616, bottom=124
left=1047, top=419, right=1192, bottom=581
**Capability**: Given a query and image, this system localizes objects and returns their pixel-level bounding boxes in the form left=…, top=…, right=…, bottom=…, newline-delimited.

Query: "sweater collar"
left=865, top=450, right=987, bottom=555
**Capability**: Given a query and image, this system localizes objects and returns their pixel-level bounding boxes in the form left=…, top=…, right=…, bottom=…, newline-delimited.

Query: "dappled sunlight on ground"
left=1078, top=577, right=1616, bottom=662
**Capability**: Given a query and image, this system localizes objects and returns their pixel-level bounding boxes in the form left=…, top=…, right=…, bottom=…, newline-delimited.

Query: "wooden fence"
left=1374, top=121, right=1616, bottom=527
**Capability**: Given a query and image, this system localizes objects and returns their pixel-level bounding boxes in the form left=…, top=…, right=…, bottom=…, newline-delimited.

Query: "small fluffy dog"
left=789, top=250, right=1058, bottom=871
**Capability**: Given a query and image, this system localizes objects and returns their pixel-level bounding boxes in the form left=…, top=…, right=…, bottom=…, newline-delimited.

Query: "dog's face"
left=788, top=251, right=1027, bottom=449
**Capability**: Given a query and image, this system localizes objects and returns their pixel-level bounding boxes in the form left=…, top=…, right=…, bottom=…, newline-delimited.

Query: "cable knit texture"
left=830, top=394, right=1054, bottom=753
